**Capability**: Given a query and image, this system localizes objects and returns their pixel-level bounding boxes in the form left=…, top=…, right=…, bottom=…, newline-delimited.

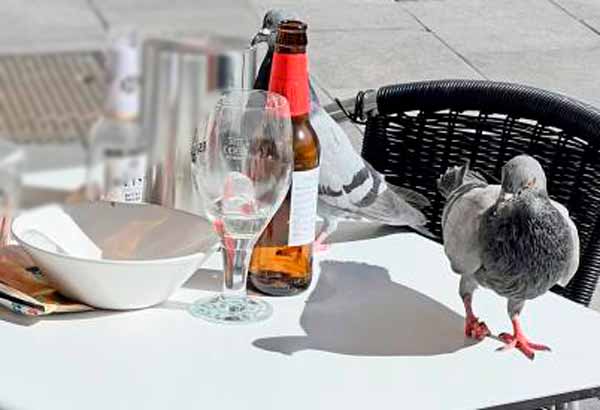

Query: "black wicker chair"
left=339, top=79, right=600, bottom=307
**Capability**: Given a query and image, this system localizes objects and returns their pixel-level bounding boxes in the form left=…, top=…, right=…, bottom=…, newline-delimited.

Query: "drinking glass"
left=189, top=89, right=293, bottom=324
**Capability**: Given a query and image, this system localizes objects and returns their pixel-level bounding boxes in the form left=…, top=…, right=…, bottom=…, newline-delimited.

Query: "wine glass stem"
left=221, top=238, right=253, bottom=299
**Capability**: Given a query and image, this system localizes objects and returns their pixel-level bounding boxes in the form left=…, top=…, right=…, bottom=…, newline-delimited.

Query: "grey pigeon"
left=252, top=10, right=430, bottom=248
left=439, top=155, right=579, bottom=359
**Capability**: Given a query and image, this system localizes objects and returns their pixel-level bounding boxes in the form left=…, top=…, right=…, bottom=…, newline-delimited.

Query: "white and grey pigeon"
left=252, top=9, right=430, bottom=249
left=439, top=155, right=579, bottom=360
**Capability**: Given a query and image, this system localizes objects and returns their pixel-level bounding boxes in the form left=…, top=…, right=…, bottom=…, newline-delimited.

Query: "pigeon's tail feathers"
left=386, top=184, right=430, bottom=210
left=359, top=187, right=428, bottom=228
left=437, top=161, right=487, bottom=198
left=438, top=162, right=469, bottom=198
left=409, top=223, right=436, bottom=239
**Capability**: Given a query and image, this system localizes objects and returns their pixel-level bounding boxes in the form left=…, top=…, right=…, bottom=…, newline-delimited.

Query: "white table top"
left=4, top=164, right=600, bottom=409
left=1, top=218, right=600, bottom=410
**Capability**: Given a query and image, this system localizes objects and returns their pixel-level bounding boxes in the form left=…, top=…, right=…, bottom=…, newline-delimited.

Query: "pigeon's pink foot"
left=496, top=318, right=550, bottom=360
left=313, top=234, right=330, bottom=254
left=313, top=241, right=330, bottom=253
left=465, top=315, right=490, bottom=340
left=462, top=295, right=490, bottom=340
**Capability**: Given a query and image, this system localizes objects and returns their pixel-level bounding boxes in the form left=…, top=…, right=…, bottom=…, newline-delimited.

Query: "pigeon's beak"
left=496, top=190, right=514, bottom=211
left=251, top=28, right=271, bottom=47
left=500, top=191, right=514, bottom=202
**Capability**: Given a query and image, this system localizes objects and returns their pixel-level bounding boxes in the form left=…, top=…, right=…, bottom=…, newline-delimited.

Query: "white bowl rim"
left=11, top=202, right=219, bottom=266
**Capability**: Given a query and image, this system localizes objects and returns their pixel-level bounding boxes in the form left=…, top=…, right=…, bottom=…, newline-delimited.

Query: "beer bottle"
left=249, top=20, right=321, bottom=296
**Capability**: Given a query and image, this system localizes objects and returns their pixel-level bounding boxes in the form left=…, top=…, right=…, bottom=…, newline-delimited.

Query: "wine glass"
left=189, top=89, right=293, bottom=324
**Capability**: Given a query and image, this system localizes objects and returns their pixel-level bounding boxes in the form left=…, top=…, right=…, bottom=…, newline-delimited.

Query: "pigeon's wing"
left=384, top=178, right=430, bottom=209
left=443, top=185, right=500, bottom=275
left=313, top=104, right=428, bottom=228
left=551, top=200, right=580, bottom=287
left=313, top=104, right=364, bottom=192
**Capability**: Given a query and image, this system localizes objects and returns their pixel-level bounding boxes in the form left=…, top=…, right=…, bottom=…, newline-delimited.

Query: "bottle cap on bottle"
left=270, top=20, right=310, bottom=117
left=275, top=20, right=308, bottom=51
left=104, top=30, right=140, bottom=119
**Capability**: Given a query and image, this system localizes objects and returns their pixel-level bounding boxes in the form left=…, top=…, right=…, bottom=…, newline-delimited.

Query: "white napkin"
left=18, top=205, right=102, bottom=259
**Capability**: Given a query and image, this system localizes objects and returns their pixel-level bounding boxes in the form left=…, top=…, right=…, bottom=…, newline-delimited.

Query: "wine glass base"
left=188, top=295, right=273, bottom=324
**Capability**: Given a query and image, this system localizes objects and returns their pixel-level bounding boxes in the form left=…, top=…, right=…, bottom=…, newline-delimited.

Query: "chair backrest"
left=360, top=79, right=600, bottom=306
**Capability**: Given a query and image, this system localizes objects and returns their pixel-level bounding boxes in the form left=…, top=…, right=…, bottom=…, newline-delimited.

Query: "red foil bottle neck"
left=268, top=52, right=310, bottom=117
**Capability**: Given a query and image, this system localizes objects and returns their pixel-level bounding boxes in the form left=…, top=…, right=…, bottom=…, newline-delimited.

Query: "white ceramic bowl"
left=12, top=202, right=219, bottom=310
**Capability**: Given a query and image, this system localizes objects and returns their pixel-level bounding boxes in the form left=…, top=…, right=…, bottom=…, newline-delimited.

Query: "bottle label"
left=105, top=32, right=140, bottom=118
left=288, top=167, right=320, bottom=246
left=269, top=53, right=310, bottom=117
left=104, top=153, right=147, bottom=203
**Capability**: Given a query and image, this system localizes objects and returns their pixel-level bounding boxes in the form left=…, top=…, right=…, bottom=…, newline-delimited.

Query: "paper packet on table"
left=0, top=245, right=91, bottom=316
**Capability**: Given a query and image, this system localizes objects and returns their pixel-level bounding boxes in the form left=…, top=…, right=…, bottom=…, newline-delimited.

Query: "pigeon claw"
left=313, top=242, right=331, bottom=253
left=464, top=317, right=490, bottom=340
left=313, top=234, right=331, bottom=254
left=497, top=332, right=551, bottom=360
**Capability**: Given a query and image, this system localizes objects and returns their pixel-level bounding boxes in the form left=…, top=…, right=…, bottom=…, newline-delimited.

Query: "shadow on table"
left=0, top=309, right=40, bottom=326
left=145, top=268, right=225, bottom=312
left=182, top=268, right=222, bottom=292
left=180, top=267, right=264, bottom=297
left=0, top=268, right=224, bottom=325
left=253, top=260, right=476, bottom=357
left=42, top=310, right=122, bottom=321
left=0, top=307, right=123, bottom=327
left=325, top=222, right=413, bottom=245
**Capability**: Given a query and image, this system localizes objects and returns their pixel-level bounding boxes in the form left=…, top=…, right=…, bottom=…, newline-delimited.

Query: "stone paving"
left=3, top=0, right=600, bottom=106
left=3, top=5, right=600, bottom=405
